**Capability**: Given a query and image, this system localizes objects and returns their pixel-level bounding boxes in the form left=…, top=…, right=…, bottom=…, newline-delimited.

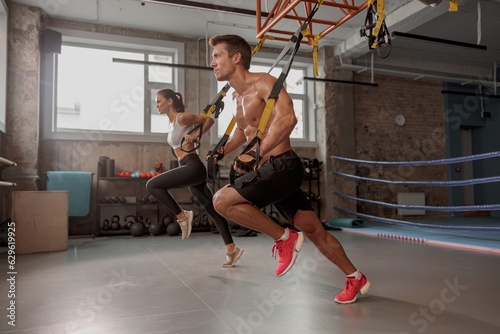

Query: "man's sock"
left=347, top=271, right=361, bottom=280
left=278, top=228, right=290, bottom=241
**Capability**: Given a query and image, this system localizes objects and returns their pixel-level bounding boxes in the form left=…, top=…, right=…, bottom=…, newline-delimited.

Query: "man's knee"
left=213, top=188, right=228, bottom=214
left=294, top=211, right=323, bottom=235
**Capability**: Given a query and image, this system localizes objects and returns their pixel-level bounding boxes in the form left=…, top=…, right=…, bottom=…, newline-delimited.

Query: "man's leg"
left=293, top=210, right=370, bottom=304
left=293, top=210, right=356, bottom=274
left=213, top=185, right=304, bottom=276
left=213, top=185, right=283, bottom=238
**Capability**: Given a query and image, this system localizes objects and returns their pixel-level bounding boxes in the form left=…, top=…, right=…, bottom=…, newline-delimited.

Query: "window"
left=213, top=55, right=315, bottom=146
left=41, top=29, right=185, bottom=143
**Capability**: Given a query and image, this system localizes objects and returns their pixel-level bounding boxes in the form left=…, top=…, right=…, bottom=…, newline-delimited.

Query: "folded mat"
left=327, top=218, right=365, bottom=228
left=46, top=171, right=93, bottom=217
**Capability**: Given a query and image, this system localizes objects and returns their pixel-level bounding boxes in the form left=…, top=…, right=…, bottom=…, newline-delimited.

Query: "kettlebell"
left=102, top=219, right=110, bottom=231
left=110, top=215, right=121, bottom=230
left=124, top=215, right=136, bottom=230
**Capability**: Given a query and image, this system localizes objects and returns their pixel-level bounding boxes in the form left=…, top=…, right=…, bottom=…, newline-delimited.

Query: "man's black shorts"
left=231, top=150, right=313, bottom=221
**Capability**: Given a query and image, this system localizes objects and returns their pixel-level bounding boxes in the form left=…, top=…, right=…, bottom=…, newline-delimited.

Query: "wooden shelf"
left=96, top=168, right=160, bottom=237
left=99, top=229, right=132, bottom=236
left=98, top=177, right=152, bottom=181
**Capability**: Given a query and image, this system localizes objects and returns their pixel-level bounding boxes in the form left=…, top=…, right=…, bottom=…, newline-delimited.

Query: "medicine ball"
left=130, top=222, right=145, bottom=237
left=166, top=222, right=181, bottom=236
left=148, top=221, right=164, bottom=236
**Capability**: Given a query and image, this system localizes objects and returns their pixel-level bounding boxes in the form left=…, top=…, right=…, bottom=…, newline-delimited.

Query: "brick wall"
left=350, top=74, right=449, bottom=219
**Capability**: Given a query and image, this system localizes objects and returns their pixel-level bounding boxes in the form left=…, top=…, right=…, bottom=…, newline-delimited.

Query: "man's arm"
left=223, top=125, right=247, bottom=155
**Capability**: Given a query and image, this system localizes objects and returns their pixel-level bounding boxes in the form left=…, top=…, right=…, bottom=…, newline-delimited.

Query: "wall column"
left=1, top=3, right=42, bottom=220
left=316, top=45, right=357, bottom=221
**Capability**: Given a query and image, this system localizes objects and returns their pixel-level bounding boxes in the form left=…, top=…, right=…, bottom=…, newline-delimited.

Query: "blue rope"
left=333, top=207, right=500, bottom=231
left=333, top=192, right=500, bottom=212
left=332, top=150, right=500, bottom=166
left=331, top=171, right=500, bottom=187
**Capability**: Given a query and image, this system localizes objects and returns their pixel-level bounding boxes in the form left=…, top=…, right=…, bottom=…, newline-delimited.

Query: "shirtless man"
left=209, top=34, right=370, bottom=304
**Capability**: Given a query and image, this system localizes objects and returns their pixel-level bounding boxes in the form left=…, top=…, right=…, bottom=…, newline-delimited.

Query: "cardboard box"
left=12, top=191, right=69, bottom=254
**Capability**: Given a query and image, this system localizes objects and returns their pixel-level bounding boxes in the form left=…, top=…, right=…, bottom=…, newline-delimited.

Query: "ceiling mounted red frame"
left=256, top=0, right=368, bottom=44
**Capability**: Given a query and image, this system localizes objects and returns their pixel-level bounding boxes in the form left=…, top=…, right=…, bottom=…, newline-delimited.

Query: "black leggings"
left=146, top=153, right=234, bottom=245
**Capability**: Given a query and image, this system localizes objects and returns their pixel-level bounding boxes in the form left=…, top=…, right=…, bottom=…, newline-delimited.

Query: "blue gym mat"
left=46, top=171, right=93, bottom=217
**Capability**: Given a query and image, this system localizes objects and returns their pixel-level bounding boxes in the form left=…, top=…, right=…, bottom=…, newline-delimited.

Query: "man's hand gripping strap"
left=234, top=150, right=262, bottom=174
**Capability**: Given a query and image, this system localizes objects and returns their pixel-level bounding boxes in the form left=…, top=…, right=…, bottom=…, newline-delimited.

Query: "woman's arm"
left=179, top=112, right=214, bottom=142
left=178, top=111, right=206, bottom=128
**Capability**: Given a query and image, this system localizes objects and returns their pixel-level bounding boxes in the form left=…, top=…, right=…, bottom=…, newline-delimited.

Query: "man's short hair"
left=209, top=34, right=251, bottom=70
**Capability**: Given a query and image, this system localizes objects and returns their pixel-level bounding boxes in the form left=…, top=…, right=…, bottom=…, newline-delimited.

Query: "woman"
left=146, top=89, right=243, bottom=267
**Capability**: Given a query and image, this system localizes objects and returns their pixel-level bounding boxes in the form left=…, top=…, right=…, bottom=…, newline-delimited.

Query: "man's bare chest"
left=236, top=94, right=266, bottom=123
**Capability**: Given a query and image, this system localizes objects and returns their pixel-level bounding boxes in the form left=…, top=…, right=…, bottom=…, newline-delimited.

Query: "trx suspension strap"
left=360, top=0, right=391, bottom=58
left=180, top=83, right=231, bottom=153
left=449, top=0, right=458, bottom=12
left=205, top=41, right=272, bottom=179
left=224, top=0, right=324, bottom=185
left=206, top=117, right=236, bottom=180
left=206, top=32, right=303, bottom=179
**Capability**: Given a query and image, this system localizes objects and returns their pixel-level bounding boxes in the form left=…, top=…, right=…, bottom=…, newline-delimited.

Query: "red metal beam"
left=256, top=0, right=368, bottom=45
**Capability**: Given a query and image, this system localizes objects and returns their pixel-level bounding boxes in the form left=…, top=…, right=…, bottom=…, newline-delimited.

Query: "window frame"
left=210, top=52, right=317, bottom=148
left=40, top=28, right=185, bottom=143
left=0, top=1, right=7, bottom=134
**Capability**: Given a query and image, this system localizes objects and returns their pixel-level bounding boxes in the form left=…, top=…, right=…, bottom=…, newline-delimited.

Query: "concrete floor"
left=1, top=229, right=499, bottom=334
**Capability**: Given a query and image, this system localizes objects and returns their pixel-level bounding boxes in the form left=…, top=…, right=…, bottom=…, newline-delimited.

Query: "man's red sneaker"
left=334, top=272, right=371, bottom=304
left=272, top=228, right=304, bottom=276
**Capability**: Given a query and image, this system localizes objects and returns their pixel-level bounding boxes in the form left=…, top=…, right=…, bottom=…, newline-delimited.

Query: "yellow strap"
left=371, top=0, right=385, bottom=49
left=224, top=117, right=236, bottom=136
left=219, top=37, right=269, bottom=144
left=202, top=90, right=227, bottom=118
left=301, top=27, right=311, bottom=38
left=449, top=0, right=458, bottom=12
left=203, top=105, right=216, bottom=118
left=256, top=99, right=276, bottom=139
left=252, top=1, right=323, bottom=140
left=252, top=35, right=274, bottom=56
left=312, top=34, right=321, bottom=77
left=227, top=0, right=323, bottom=155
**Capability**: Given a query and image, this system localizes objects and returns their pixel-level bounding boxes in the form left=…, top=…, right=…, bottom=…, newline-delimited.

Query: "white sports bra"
left=167, top=114, right=193, bottom=149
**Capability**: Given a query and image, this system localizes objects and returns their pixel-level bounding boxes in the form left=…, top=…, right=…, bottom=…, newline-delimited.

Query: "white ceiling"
left=8, top=0, right=500, bottom=84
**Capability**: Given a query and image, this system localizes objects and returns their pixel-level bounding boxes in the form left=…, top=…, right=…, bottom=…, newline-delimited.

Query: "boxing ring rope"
left=332, top=150, right=500, bottom=166
left=331, top=151, right=500, bottom=231
left=333, top=206, right=500, bottom=231
left=331, top=171, right=500, bottom=187
left=333, top=192, right=500, bottom=212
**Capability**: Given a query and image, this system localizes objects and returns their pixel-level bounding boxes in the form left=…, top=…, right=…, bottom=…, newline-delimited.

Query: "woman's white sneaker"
left=178, top=210, right=193, bottom=240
